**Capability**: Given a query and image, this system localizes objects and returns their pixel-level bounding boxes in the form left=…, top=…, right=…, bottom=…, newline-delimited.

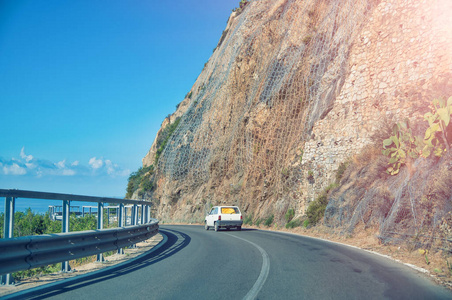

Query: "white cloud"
left=25, top=162, right=37, bottom=169
left=1, top=149, right=129, bottom=178
left=56, top=159, right=66, bottom=169
left=62, top=169, right=76, bottom=176
left=3, top=163, right=27, bottom=175
left=105, top=159, right=116, bottom=174
left=89, top=157, right=104, bottom=169
left=20, top=147, right=33, bottom=163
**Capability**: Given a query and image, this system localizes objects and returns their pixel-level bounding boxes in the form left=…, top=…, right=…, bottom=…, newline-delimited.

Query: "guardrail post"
left=1, top=197, right=15, bottom=285
left=61, top=200, right=71, bottom=273
left=3, top=197, right=14, bottom=239
left=131, top=204, right=138, bottom=248
left=118, top=203, right=124, bottom=227
left=97, top=202, right=105, bottom=262
left=140, top=205, right=145, bottom=225
left=118, top=203, right=124, bottom=254
left=147, top=205, right=151, bottom=222
left=133, top=204, right=138, bottom=225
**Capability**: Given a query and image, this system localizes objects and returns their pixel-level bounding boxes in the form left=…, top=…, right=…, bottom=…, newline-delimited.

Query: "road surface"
left=6, top=225, right=452, bottom=299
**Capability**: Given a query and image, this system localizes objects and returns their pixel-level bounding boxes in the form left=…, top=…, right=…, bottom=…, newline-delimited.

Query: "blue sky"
left=0, top=0, right=239, bottom=197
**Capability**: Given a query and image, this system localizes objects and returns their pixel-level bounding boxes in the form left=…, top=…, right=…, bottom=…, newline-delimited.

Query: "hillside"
left=131, top=0, right=452, bottom=252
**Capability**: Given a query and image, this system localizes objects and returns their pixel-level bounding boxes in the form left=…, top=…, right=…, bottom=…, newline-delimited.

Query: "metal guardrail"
left=0, top=189, right=158, bottom=285
left=0, top=189, right=151, bottom=205
left=0, top=220, right=159, bottom=276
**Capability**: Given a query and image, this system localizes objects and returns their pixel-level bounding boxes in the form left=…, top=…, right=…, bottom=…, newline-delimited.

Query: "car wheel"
left=237, top=226, right=242, bottom=231
left=214, top=222, right=219, bottom=232
left=226, top=227, right=230, bottom=231
left=205, top=222, right=209, bottom=230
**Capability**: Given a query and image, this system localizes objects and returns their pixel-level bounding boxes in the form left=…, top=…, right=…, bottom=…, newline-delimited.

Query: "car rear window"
left=221, top=207, right=239, bottom=214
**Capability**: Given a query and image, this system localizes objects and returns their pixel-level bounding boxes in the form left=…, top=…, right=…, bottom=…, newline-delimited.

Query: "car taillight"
left=218, top=215, right=221, bottom=221
left=241, top=215, right=243, bottom=220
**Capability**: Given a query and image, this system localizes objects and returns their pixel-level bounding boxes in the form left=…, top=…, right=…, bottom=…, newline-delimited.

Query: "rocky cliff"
left=139, top=0, right=452, bottom=230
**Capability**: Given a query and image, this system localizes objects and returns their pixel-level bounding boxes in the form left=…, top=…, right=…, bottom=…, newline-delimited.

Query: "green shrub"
left=305, top=184, right=337, bottom=226
left=306, top=194, right=328, bottom=225
left=70, top=214, right=97, bottom=232
left=264, top=215, right=274, bottom=227
left=13, top=264, right=60, bottom=280
left=286, top=218, right=301, bottom=229
left=382, top=96, right=452, bottom=175
left=255, top=218, right=261, bottom=227
left=303, top=219, right=310, bottom=228
left=125, top=164, right=155, bottom=198
left=285, top=208, right=295, bottom=223
left=382, top=121, right=419, bottom=175
left=421, top=97, right=452, bottom=155
left=232, top=0, right=250, bottom=14
left=243, top=214, right=253, bottom=225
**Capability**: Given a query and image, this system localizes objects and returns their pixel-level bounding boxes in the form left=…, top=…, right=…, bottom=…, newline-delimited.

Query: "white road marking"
left=226, top=233, right=270, bottom=300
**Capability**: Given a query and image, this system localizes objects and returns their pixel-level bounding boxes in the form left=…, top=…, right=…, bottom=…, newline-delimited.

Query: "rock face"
left=142, top=0, right=452, bottom=224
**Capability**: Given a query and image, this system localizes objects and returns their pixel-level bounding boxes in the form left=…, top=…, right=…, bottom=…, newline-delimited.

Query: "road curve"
left=6, top=225, right=452, bottom=299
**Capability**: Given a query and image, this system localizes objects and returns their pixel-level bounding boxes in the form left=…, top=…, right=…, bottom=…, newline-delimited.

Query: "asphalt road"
left=6, top=225, right=452, bottom=299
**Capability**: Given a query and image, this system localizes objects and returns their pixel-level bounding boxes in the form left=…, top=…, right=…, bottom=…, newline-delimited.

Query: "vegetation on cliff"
left=126, top=164, right=154, bottom=199
left=232, top=0, right=250, bottom=14
left=126, top=117, right=181, bottom=199
left=382, top=97, right=452, bottom=175
left=154, top=117, right=181, bottom=165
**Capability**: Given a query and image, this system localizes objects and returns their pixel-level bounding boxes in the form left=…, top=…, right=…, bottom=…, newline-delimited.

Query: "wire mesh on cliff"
left=154, top=0, right=376, bottom=204
left=141, top=0, right=452, bottom=253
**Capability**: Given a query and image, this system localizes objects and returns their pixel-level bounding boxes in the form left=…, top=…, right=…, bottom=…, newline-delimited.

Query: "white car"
left=205, top=206, right=243, bottom=231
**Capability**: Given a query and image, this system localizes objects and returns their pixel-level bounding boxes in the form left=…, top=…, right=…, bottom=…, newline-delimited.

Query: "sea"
left=0, top=198, right=114, bottom=215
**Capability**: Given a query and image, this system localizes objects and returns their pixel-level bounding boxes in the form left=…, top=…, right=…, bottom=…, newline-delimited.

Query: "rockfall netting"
left=146, top=0, right=452, bottom=252
left=324, top=151, right=452, bottom=252
left=155, top=0, right=377, bottom=197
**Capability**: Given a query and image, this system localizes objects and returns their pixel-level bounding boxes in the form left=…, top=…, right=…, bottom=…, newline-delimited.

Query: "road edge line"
left=225, top=233, right=270, bottom=300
